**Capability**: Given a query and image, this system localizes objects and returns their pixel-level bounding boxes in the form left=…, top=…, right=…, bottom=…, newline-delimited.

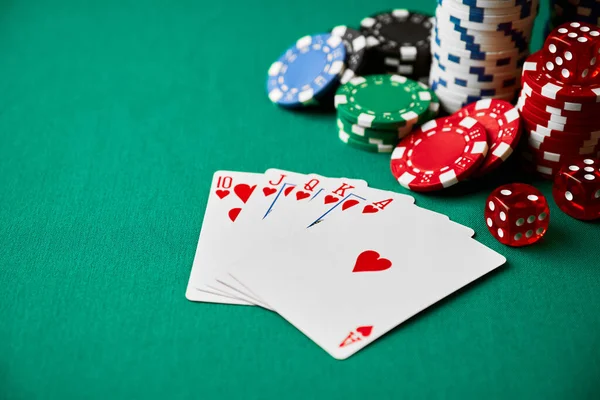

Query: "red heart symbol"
left=263, top=187, right=276, bottom=197
left=356, top=326, right=373, bottom=338
left=283, top=186, right=294, bottom=197
left=353, top=250, right=392, bottom=273
left=342, top=199, right=359, bottom=211
left=228, top=208, right=241, bottom=222
left=296, top=191, right=310, bottom=201
left=362, top=205, right=378, bottom=214
left=324, top=195, right=339, bottom=204
left=216, top=189, right=230, bottom=199
left=234, top=184, right=256, bottom=204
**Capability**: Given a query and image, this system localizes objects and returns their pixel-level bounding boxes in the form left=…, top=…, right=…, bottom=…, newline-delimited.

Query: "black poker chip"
left=360, top=9, right=433, bottom=62
left=331, top=26, right=368, bottom=84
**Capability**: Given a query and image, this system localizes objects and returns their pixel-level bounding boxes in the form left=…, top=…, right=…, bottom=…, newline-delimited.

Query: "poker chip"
left=361, top=9, right=432, bottom=60
left=337, top=118, right=403, bottom=143
left=431, top=65, right=520, bottom=94
left=360, top=10, right=433, bottom=82
left=521, top=153, right=560, bottom=179
left=525, top=146, right=586, bottom=164
left=520, top=82, right=600, bottom=116
left=431, top=0, right=537, bottom=112
left=335, top=74, right=432, bottom=129
left=431, top=79, right=516, bottom=108
left=390, top=115, right=489, bottom=192
left=431, top=57, right=523, bottom=84
left=266, top=33, right=346, bottom=108
left=338, top=129, right=395, bottom=153
left=452, top=0, right=538, bottom=8
left=434, top=25, right=532, bottom=54
left=335, top=78, right=439, bottom=153
left=331, top=26, right=368, bottom=84
left=519, top=100, right=600, bottom=132
left=436, top=5, right=537, bottom=32
left=522, top=121, right=600, bottom=144
left=454, top=99, right=522, bottom=176
left=438, top=0, right=539, bottom=21
left=518, top=23, right=600, bottom=179
left=527, top=128, right=600, bottom=149
left=433, top=47, right=529, bottom=76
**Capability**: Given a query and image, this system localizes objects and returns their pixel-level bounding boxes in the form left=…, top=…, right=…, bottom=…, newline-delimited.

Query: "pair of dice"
left=542, top=21, right=600, bottom=85
left=486, top=157, right=600, bottom=247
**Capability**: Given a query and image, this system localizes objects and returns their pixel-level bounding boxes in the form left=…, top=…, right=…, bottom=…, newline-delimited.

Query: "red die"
left=542, top=22, right=600, bottom=85
left=552, top=157, right=600, bottom=221
left=485, top=183, right=550, bottom=247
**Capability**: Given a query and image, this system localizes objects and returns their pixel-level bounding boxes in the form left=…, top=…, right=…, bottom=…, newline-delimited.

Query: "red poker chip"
left=527, top=144, right=600, bottom=160
left=519, top=103, right=600, bottom=135
left=519, top=102, right=600, bottom=132
left=519, top=86, right=600, bottom=118
left=526, top=140, right=600, bottom=161
left=522, top=52, right=600, bottom=104
left=454, top=99, right=521, bottom=177
left=521, top=82, right=600, bottom=115
left=524, top=121, right=600, bottom=144
left=390, top=115, right=488, bottom=192
left=521, top=118, right=600, bottom=141
left=519, top=96, right=600, bottom=130
left=526, top=134, right=600, bottom=155
left=527, top=128, right=600, bottom=148
left=520, top=154, right=559, bottom=179
left=523, top=150, right=563, bottom=168
left=523, top=145, right=589, bottom=167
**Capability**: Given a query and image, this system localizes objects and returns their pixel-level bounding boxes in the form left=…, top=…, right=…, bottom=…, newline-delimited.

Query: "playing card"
left=234, top=168, right=312, bottom=224
left=229, top=207, right=506, bottom=359
left=195, top=169, right=366, bottom=304
left=305, top=186, right=475, bottom=237
left=218, top=185, right=475, bottom=306
left=194, top=169, right=312, bottom=303
left=213, top=175, right=370, bottom=306
left=200, top=169, right=328, bottom=302
left=186, top=171, right=264, bottom=304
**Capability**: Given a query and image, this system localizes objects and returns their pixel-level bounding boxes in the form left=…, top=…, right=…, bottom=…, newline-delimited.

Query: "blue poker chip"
left=266, top=33, right=346, bottom=108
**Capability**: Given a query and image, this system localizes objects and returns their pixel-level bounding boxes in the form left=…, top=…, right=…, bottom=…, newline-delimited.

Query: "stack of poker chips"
left=430, top=0, right=539, bottom=113
left=334, top=74, right=439, bottom=153
left=517, top=22, right=600, bottom=179
left=360, top=10, right=434, bottom=84
left=546, top=0, right=600, bottom=38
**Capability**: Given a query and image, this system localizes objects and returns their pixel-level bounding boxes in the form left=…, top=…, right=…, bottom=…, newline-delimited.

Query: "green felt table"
left=1, top=1, right=599, bottom=399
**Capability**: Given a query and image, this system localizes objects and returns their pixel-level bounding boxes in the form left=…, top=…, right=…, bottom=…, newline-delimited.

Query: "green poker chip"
left=336, top=118, right=401, bottom=144
left=338, top=129, right=395, bottom=153
left=336, top=84, right=439, bottom=142
left=335, top=74, right=432, bottom=130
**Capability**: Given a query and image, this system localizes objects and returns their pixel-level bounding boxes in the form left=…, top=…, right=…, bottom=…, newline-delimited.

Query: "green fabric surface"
left=1, top=0, right=599, bottom=399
